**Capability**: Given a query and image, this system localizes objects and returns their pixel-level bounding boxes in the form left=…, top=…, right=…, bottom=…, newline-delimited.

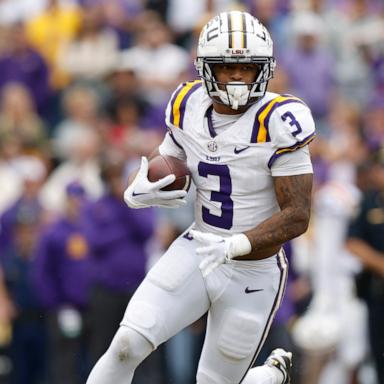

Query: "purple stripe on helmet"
left=242, top=12, right=247, bottom=48
left=227, top=12, right=233, bottom=48
left=267, top=131, right=316, bottom=168
left=179, top=82, right=202, bottom=129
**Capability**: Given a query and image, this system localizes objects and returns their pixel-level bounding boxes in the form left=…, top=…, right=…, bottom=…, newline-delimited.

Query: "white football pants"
left=88, top=229, right=288, bottom=384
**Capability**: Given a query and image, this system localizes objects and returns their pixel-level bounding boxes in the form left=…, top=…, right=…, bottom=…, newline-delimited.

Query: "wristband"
left=228, top=234, right=252, bottom=259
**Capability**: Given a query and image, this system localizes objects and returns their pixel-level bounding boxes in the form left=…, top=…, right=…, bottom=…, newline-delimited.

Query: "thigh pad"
left=217, top=309, right=261, bottom=360
left=147, top=242, right=197, bottom=292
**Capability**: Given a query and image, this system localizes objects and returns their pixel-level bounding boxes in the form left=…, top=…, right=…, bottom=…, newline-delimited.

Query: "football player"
left=87, top=10, right=315, bottom=384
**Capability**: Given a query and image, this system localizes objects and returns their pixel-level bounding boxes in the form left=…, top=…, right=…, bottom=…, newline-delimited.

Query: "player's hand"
left=124, top=157, right=187, bottom=209
left=191, top=230, right=253, bottom=277
left=191, top=230, right=231, bottom=277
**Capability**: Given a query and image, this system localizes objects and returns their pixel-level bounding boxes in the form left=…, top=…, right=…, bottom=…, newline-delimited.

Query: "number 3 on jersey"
left=281, top=111, right=302, bottom=137
left=198, top=162, right=233, bottom=230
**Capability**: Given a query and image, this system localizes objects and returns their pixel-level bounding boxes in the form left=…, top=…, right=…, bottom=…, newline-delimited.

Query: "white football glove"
left=190, top=230, right=252, bottom=277
left=124, top=157, right=187, bottom=209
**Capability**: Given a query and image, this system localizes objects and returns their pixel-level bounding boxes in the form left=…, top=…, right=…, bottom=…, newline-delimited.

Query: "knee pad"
left=109, top=326, right=153, bottom=366
left=217, top=310, right=261, bottom=360
left=121, top=300, right=167, bottom=347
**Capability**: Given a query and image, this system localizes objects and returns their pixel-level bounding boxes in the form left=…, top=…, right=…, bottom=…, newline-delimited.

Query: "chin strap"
left=218, top=82, right=250, bottom=110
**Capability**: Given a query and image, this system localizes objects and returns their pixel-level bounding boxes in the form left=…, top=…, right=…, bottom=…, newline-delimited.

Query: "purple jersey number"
left=198, top=162, right=233, bottom=230
left=281, top=111, right=302, bottom=137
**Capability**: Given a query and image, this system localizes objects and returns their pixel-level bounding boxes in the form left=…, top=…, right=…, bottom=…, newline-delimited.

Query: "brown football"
left=148, top=155, right=191, bottom=191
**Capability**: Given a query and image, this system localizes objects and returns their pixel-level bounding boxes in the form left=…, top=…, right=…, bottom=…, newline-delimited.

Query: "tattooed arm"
left=236, top=173, right=313, bottom=260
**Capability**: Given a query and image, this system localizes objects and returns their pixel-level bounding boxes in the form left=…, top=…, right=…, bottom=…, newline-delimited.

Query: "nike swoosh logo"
left=234, top=146, right=250, bottom=154
left=245, top=287, right=264, bottom=294
left=132, top=191, right=148, bottom=197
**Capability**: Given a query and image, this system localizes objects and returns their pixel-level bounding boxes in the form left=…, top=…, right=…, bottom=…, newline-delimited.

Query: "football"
left=148, top=155, right=191, bottom=192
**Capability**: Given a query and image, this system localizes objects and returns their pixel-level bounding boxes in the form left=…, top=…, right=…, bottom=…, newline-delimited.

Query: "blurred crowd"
left=0, top=0, right=383, bottom=383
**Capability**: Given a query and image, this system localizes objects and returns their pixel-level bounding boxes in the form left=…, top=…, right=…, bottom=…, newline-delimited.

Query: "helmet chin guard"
left=219, top=82, right=249, bottom=110
left=195, top=11, right=276, bottom=109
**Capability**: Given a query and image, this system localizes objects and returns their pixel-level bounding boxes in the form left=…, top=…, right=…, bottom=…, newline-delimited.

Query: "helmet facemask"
left=195, top=56, right=276, bottom=110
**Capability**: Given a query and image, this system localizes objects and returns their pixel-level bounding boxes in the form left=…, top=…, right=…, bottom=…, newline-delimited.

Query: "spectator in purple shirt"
left=1, top=197, right=47, bottom=384
left=33, top=181, right=92, bottom=384
left=82, top=154, right=157, bottom=374
left=0, top=23, right=52, bottom=118
left=280, top=12, right=335, bottom=137
left=0, top=156, right=47, bottom=256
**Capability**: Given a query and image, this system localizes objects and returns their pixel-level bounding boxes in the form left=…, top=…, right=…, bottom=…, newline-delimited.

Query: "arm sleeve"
left=268, top=100, right=316, bottom=169
left=271, top=146, right=313, bottom=176
left=158, top=131, right=186, bottom=160
left=160, top=80, right=201, bottom=160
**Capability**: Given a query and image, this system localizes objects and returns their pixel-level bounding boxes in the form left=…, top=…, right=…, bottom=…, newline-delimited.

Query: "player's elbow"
left=292, top=209, right=311, bottom=237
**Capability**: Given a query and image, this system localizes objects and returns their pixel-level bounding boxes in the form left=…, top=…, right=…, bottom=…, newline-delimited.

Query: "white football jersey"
left=159, top=80, right=315, bottom=236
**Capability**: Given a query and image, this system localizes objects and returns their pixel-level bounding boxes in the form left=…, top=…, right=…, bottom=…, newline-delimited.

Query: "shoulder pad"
left=165, top=80, right=202, bottom=130
left=251, top=94, right=314, bottom=144
left=252, top=94, right=316, bottom=166
left=269, top=100, right=315, bottom=149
